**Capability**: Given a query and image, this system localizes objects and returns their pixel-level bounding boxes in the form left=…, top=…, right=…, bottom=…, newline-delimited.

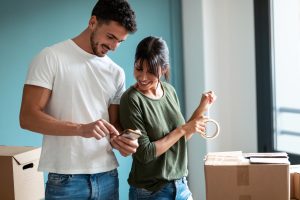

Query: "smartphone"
left=121, top=129, right=142, bottom=140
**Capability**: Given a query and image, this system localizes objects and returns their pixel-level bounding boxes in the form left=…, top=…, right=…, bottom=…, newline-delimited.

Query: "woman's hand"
left=184, top=115, right=207, bottom=139
left=110, top=135, right=139, bottom=157
left=188, top=91, right=217, bottom=124
left=199, top=91, right=217, bottom=114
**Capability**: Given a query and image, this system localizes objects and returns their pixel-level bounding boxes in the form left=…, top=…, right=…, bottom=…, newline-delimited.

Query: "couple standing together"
left=19, top=0, right=216, bottom=199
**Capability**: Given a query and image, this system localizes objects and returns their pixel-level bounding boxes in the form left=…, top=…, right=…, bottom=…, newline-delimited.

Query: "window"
left=255, top=0, right=300, bottom=163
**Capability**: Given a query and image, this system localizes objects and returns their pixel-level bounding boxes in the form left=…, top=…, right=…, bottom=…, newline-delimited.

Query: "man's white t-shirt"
left=25, top=39, right=125, bottom=174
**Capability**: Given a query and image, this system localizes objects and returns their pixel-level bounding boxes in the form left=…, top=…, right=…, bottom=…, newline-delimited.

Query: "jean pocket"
left=136, top=187, right=153, bottom=198
left=47, top=173, right=73, bottom=186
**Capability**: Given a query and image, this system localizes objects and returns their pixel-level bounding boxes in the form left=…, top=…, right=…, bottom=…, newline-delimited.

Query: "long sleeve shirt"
left=119, top=82, right=188, bottom=192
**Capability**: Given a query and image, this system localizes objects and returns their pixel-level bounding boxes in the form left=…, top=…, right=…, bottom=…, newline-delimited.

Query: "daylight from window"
left=272, top=0, right=300, bottom=154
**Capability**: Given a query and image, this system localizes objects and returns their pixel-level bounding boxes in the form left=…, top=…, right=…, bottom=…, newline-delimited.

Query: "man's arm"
left=19, top=84, right=116, bottom=139
left=108, top=104, right=122, bottom=132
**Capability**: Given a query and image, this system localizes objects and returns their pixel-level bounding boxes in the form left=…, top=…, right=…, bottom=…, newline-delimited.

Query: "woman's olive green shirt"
left=119, top=82, right=188, bottom=192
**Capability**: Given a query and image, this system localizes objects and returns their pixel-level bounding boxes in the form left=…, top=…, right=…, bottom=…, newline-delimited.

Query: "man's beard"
left=90, top=30, right=105, bottom=57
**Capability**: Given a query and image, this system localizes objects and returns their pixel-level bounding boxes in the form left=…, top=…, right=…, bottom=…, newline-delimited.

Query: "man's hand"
left=110, top=135, right=139, bottom=157
left=80, top=119, right=119, bottom=140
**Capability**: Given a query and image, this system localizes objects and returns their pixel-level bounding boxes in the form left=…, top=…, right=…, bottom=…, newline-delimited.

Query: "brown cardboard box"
left=294, top=173, right=300, bottom=200
left=0, top=146, right=44, bottom=200
left=204, top=151, right=290, bottom=200
left=290, top=165, right=300, bottom=199
left=291, top=172, right=296, bottom=199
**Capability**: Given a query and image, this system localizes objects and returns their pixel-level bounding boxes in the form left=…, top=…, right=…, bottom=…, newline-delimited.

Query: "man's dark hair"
left=92, top=0, right=137, bottom=33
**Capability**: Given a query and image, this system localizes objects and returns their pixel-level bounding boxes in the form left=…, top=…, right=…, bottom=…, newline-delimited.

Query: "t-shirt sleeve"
left=110, top=68, right=125, bottom=104
left=25, top=47, right=57, bottom=90
left=171, top=86, right=181, bottom=109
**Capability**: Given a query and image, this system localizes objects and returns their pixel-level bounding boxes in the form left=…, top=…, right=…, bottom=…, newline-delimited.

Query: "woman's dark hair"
left=135, top=36, right=170, bottom=81
left=91, top=0, right=137, bottom=33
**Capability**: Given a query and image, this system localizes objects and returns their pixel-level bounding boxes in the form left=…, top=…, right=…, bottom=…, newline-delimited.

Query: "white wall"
left=182, top=0, right=257, bottom=199
left=181, top=0, right=207, bottom=199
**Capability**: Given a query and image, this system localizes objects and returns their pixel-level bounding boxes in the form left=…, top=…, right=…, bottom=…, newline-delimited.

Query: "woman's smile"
left=137, top=80, right=151, bottom=86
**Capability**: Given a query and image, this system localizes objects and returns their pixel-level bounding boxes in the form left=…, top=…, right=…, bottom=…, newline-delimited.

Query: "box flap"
left=0, top=146, right=41, bottom=165
left=243, top=152, right=288, bottom=158
left=244, top=152, right=290, bottom=164
left=204, top=151, right=250, bottom=165
left=0, top=146, right=37, bottom=156
left=13, top=148, right=41, bottom=165
left=249, top=157, right=290, bottom=164
left=290, top=165, right=300, bottom=173
left=204, top=151, right=290, bottom=165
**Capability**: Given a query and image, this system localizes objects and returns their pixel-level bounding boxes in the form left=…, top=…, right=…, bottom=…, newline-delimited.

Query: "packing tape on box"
left=237, top=166, right=249, bottom=186
left=238, top=195, right=251, bottom=200
left=237, top=166, right=251, bottom=200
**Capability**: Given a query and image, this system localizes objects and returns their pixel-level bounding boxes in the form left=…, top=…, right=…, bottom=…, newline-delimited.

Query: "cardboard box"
left=289, top=165, right=300, bottom=199
left=204, top=151, right=290, bottom=200
left=291, top=172, right=296, bottom=199
left=0, top=146, right=44, bottom=200
left=294, top=173, right=300, bottom=200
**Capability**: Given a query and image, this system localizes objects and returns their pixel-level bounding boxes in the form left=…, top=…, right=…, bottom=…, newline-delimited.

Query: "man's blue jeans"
left=129, top=177, right=193, bottom=200
left=45, top=169, right=119, bottom=200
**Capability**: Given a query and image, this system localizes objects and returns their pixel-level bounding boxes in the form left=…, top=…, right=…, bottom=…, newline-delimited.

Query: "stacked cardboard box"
left=204, top=151, right=290, bottom=200
left=290, top=165, right=300, bottom=200
left=0, top=146, right=44, bottom=200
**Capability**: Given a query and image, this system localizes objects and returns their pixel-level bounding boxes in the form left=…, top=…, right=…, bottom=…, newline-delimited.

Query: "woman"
left=120, top=36, right=216, bottom=200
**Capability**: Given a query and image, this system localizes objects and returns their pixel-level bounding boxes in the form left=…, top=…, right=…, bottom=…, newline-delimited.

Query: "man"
left=19, top=0, right=138, bottom=199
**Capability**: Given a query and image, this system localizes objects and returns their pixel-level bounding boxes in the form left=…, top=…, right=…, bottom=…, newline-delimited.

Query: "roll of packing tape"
left=200, top=118, right=220, bottom=139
